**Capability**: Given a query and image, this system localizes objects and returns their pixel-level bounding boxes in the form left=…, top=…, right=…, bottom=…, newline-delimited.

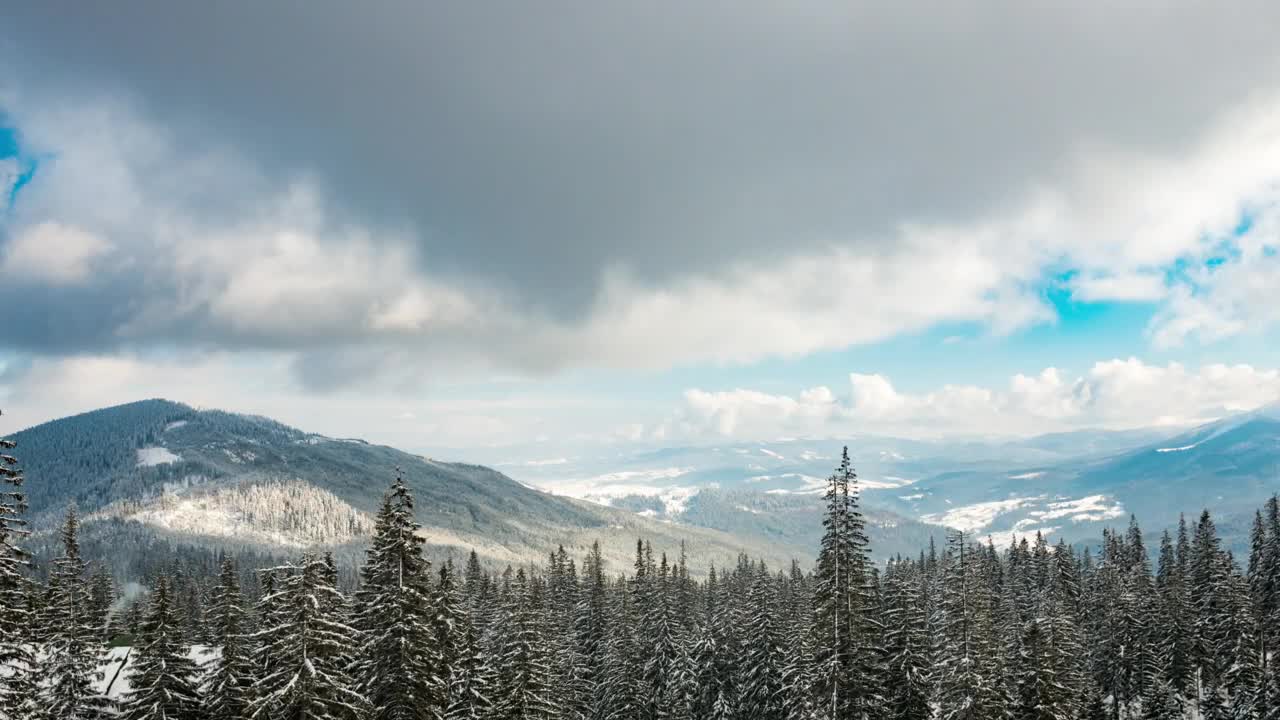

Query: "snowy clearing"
left=922, top=497, right=1040, bottom=532
left=135, top=446, right=181, bottom=467
left=1029, top=495, right=1125, bottom=523
left=97, top=646, right=218, bottom=700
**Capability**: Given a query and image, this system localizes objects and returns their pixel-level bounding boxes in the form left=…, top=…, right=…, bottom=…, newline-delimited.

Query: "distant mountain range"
left=491, top=407, right=1279, bottom=556
left=8, top=400, right=941, bottom=577
left=10, top=399, right=1277, bottom=579
left=872, top=405, right=1280, bottom=552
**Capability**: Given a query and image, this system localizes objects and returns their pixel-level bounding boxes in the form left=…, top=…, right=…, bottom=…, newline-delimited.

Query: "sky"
left=3, top=2, right=1280, bottom=457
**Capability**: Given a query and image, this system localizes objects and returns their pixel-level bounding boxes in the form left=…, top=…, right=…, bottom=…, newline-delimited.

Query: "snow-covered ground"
left=922, top=497, right=1040, bottom=533
left=136, top=447, right=181, bottom=467
left=96, top=645, right=219, bottom=700
left=922, top=494, right=1125, bottom=535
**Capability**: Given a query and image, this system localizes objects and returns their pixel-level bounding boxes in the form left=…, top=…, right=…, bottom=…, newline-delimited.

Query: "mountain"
left=9, top=400, right=941, bottom=579
left=864, top=406, right=1280, bottom=553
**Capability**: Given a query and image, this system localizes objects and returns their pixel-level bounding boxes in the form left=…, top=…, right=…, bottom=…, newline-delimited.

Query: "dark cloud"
left=8, top=1, right=1280, bottom=319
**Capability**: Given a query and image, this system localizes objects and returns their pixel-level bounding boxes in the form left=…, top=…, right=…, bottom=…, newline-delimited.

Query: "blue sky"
left=4, top=4, right=1280, bottom=452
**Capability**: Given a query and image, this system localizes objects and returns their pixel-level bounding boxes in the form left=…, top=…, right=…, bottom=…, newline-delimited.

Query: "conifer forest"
left=4, top=424, right=1280, bottom=720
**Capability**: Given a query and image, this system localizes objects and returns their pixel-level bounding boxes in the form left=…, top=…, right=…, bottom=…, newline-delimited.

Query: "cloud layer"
left=670, top=359, right=1280, bottom=440
left=3, top=4, right=1280, bottom=439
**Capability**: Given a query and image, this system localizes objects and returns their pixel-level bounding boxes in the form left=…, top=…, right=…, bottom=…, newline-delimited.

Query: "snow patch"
left=135, top=447, right=180, bottom=467
left=899, top=493, right=925, bottom=501
left=532, top=469, right=700, bottom=516
left=1008, top=471, right=1045, bottom=479
left=1029, top=495, right=1125, bottom=523
left=1156, top=443, right=1199, bottom=453
left=759, top=448, right=785, bottom=460
left=90, top=480, right=374, bottom=548
left=163, top=420, right=188, bottom=432
left=863, top=475, right=916, bottom=489
left=922, top=497, right=1040, bottom=532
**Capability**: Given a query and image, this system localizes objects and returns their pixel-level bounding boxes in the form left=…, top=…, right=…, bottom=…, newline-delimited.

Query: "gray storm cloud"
left=4, top=2, right=1280, bottom=384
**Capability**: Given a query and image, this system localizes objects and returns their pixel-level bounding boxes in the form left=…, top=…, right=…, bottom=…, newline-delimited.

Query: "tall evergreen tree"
left=881, top=561, right=931, bottom=720
left=246, top=555, right=367, bottom=720
left=738, top=561, right=785, bottom=720
left=492, top=567, right=557, bottom=720
left=39, top=507, right=110, bottom=720
left=203, top=557, right=254, bottom=720
left=352, top=474, right=440, bottom=720
left=119, top=574, right=205, bottom=720
left=811, top=448, right=880, bottom=719
left=935, top=530, right=1004, bottom=720
left=0, top=415, right=35, bottom=720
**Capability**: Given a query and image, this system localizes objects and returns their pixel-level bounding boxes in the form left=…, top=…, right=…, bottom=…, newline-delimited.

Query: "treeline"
left=3, top=439, right=1280, bottom=719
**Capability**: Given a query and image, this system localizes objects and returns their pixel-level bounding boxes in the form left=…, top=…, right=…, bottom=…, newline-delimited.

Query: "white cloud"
left=667, top=358, right=1280, bottom=440
left=2, top=221, right=112, bottom=284
left=5, top=86, right=1280, bottom=378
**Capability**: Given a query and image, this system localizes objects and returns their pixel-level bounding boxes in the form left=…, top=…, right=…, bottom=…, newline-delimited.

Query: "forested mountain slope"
left=12, top=400, right=940, bottom=576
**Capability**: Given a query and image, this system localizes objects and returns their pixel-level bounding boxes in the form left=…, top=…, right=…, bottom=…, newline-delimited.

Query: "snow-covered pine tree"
left=811, top=447, right=881, bottom=720
left=0, top=413, right=35, bottom=720
left=781, top=560, right=819, bottom=720
left=1154, top=528, right=1193, bottom=701
left=545, top=546, right=587, bottom=720
left=641, top=553, right=682, bottom=720
left=492, top=567, right=557, bottom=720
left=934, top=530, right=1003, bottom=720
left=38, top=506, right=111, bottom=720
left=1011, top=616, right=1073, bottom=720
left=203, top=557, right=254, bottom=720
left=443, top=577, right=491, bottom=720
left=737, top=561, right=785, bottom=720
left=1221, top=564, right=1264, bottom=718
left=594, top=545, right=644, bottom=720
left=246, top=555, right=367, bottom=720
left=87, top=564, right=115, bottom=641
left=118, top=574, right=205, bottom=720
left=434, top=559, right=472, bottom=718
left=352, top=474, right=441, bottom=720
left=688, top=565, right=726, bottom=720
left=881, top=560, right=931, bottom=720
left=1190, top=510, right=1234, bottom=710
left=574, top=541, right=609, bottom=720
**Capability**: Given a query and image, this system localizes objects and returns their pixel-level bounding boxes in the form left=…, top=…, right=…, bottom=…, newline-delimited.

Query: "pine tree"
left=811, top=448, right=881, bottom=719
left=935, top=530, right=1003, bottom=720
left=737, top=561, right=785, bottom=720
left=575, top=541, right=609, bottom=720
left=492, top=567, right=557, bottom=720
left=0, top=416, right=35, bottom=719
left=119, top=574, right=205, bottom=720
left=443, top=595, right=491, bottom=720
left=38, top=506, right=110, bottom=720
left=1011, top=617, right=1072, bottom=720
left=881, top=561, right=931, bottom=720
left=781, top=561, right=819, bottom=720
left=203, top=558, right=254, bottom=720
left=352, top=475, right=440, bottom=720
left=246, top=555, right=367, bottom=720
left=689, top=565, right=728, bottom=720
